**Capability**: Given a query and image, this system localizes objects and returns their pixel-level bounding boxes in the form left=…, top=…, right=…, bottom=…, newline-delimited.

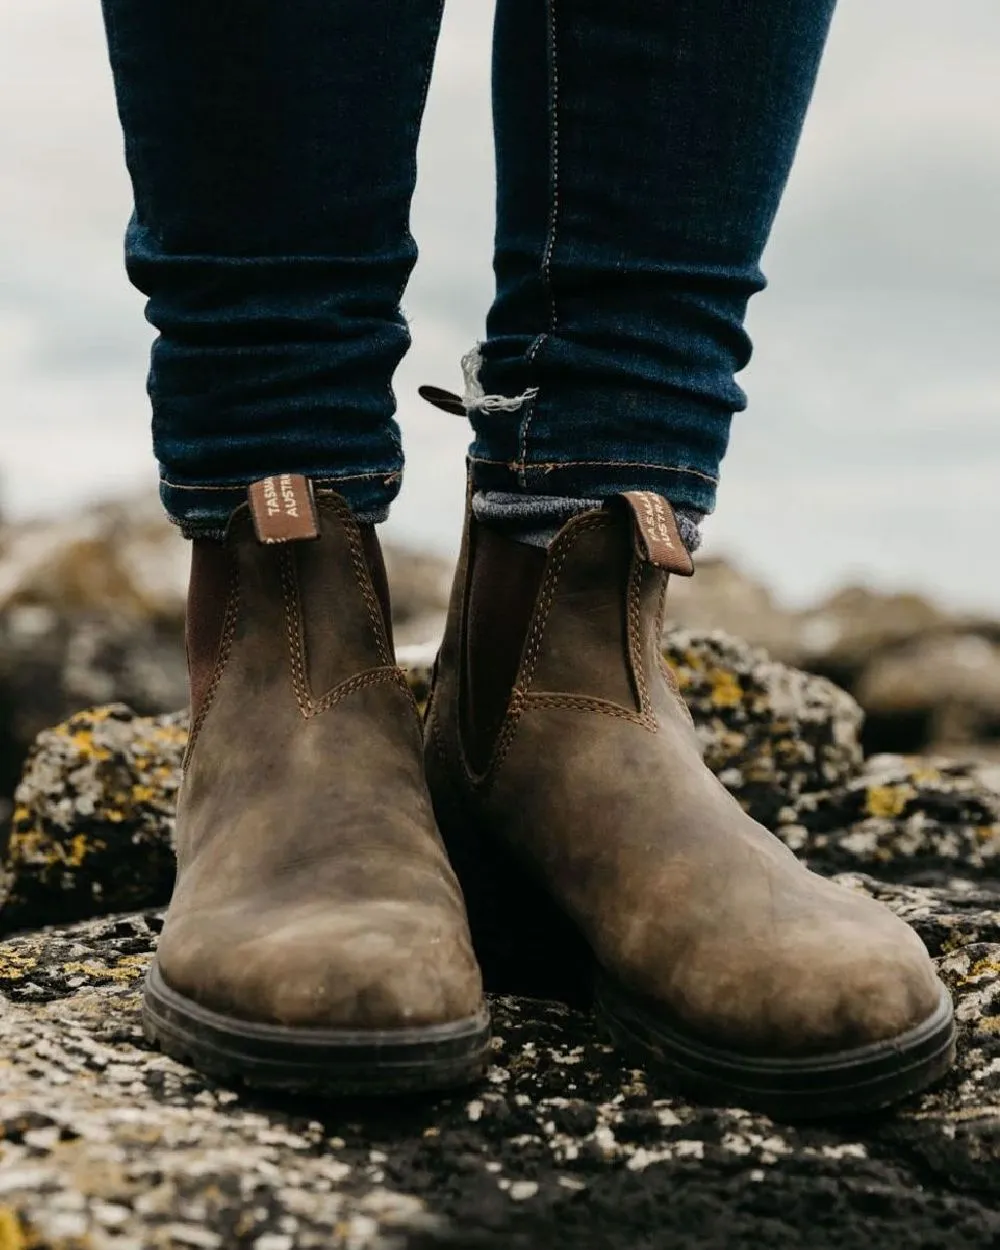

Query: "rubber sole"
left=596, top=975, right=957, bottom=1120
left=142, top=961, right=492, bottom=1096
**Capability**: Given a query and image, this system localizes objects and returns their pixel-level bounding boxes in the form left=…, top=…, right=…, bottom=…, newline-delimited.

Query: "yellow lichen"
left=6, top=828, right=106, bottom=872
left=66, top=727, right=112, bottom=764
left=0, top=1207, right=29, bottom=1250
left=708, top=668, right=743, bottom=709
left=6, top=827, right=47, bottom=865
left=967, top=955, right=1000, bottom=979
left=61, top=954, right=147, bottom=985
left=144, top=722, right=189, bottom=747
left=63, top=834, right=100, bottom=869
left=865, top=784, right=916, bottom=820
left=0, top=950, right=39, bottom=981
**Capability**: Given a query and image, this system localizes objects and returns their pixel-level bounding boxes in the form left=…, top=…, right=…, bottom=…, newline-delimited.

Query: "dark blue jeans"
left=101, top=0, right=836, bottom=537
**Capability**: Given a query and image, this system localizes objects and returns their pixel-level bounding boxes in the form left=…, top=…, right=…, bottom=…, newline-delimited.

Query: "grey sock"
left=473, top=491, right=703, bottom=552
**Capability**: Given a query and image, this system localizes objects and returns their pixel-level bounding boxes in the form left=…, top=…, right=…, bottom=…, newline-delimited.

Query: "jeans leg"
left=475, top=0, right=837, bottom=515
left=100, top=0, right=446, bottom=536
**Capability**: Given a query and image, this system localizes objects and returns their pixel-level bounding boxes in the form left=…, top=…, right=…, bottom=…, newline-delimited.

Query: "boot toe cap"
left=157, top=902, right=485, bottom=1032
left=631, top=896, right=946, bottom=1059
left=758, top=937, right=944, bottom=1056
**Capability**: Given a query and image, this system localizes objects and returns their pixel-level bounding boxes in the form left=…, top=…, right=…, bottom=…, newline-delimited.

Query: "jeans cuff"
left=160, top=469, right=401, bottom=540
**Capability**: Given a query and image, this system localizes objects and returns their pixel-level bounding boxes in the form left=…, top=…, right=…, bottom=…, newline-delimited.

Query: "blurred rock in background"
left=669, top=558, right=1000, bottom=760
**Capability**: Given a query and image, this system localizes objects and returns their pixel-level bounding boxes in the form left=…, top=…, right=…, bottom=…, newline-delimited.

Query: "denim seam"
left=393, top=0, right=445, bottom=314
left=160, top=470, right=401, bottom=492
left=516, top=0, right=561, bottom=486
left=468, top=456, right=719, bottom=485
left=416, top=0, right=447, bottom=131
left=385, top=0, right=446, bottom=459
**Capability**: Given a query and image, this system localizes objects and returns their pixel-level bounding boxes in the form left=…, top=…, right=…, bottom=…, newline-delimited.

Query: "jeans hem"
left=161, top=468, right=402, bottom=540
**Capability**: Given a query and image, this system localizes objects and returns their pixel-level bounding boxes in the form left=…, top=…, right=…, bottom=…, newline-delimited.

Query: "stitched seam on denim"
left=183, top=551, right=240, bottom=766
left=161, top=471, right=401, bottom=492
left=419, top=0, right=446, bottom=117
left=489, top=514, right=610, bottom=776
left=468, top=457, right=719, bottom=485
left=524, top=693, right=654, bottom=728
left=396, top=0, right=446, bottom=312
left=515, top=0, right=561, bottom=484
left=385, top=0, right=445, bottom=384
left=541, top=0, right=560, bottom=339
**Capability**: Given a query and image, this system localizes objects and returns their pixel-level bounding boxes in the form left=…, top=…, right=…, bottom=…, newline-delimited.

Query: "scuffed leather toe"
left=159, top=900, right=483, bottom=1031
left=650, top=904, right=942, bottom=1058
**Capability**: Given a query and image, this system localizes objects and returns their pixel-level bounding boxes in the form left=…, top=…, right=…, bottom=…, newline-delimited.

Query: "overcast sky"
left=1, top=1, right=998, bottom=610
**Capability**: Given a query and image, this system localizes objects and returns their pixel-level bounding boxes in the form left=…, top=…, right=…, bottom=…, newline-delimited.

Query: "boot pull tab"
left=418, top=385, right=467, bottom=416
left=248, top=474, right=320, bottom=544
left=621, top=491, right=695, bottom=577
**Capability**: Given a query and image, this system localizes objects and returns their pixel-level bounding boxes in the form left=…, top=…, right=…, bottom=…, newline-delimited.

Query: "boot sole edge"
left=142, top=961, right=492, bottom=1096
left=595, top=975, right=956, bottom=1120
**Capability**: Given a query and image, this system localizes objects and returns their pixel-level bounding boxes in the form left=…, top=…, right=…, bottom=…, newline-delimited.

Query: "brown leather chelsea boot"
left=424, top=491, right=955, bottom=1118
left=143, top=476, right=490, bottom=1095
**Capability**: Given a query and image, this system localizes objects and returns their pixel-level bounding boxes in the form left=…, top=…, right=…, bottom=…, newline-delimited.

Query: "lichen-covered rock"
left=664, top=628, right=863, bottom=828
left=1, top=634, right=866, bottom=936
left=0, top=601, right=189, bottom=810
left=1, top=877, right=999, bottom=1249
left=0, top=499, right=452, bottom=817
left=779, top=754, right=1000, bottom=884
left=0, top=706, right=185, bottom=935
left=0, top=495, right=189, bottom=801
left=664, top=562, right=965, bottom=679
